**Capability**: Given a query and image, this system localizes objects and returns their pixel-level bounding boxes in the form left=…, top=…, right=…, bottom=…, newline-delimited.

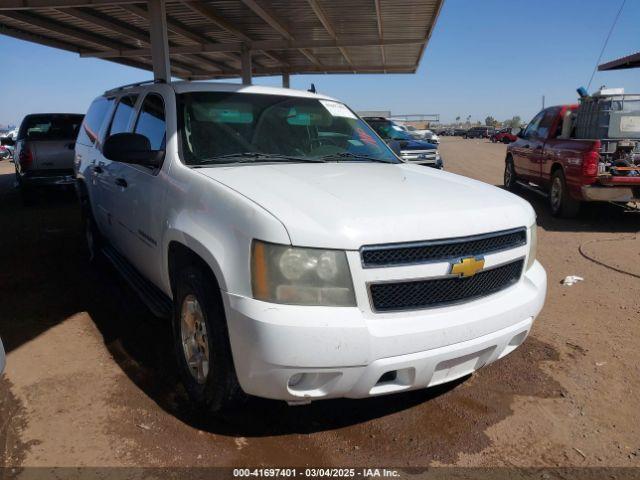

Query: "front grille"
left=402, top=150, right=436, bottom=162
left=361, top=228, right=526, bottom=268
left=369, top=259, right=524, bottom=312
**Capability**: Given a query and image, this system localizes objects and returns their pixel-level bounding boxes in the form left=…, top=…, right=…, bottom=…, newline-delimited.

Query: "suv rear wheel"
left=172, top=265, right=242, bottom=413
left=550, top=170, right=580, bottom=218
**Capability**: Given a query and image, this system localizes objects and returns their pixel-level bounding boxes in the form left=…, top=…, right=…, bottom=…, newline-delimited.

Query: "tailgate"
left=30, top=140, right=76, bottom=171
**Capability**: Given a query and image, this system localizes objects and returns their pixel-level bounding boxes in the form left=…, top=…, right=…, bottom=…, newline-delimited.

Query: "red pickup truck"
left=504, top=104, right=640, bottom=217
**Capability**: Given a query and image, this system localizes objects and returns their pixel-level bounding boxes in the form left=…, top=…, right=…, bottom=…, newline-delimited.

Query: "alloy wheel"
left=180, top=294, right=210, bottom=384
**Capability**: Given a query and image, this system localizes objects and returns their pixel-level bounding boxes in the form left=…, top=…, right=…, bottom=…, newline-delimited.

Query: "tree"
left=455, top=116, right=461, bottom=126
left=502, top=116, right=522, bottom=129
left=485, top=116, right=497, bottom=127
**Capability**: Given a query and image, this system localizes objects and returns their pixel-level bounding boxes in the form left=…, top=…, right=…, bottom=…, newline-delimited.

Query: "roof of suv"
left=105, top=80, right=338, bottom=102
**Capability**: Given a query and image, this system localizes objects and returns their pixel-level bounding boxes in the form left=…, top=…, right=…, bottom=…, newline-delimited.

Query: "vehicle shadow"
left=498, top=185, right=640, bottom=234
left=87, top=258, right=467, bottom=437
left=0, top=172, right=466, bottom=436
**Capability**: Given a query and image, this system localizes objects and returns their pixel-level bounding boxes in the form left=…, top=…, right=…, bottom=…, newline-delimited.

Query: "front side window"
left=177, top=92, right=398, bottom=165
left=523, top=111, right=545, bottom=138
left=135, top=94, right=166, bottom=150
left=108, top=95, right=138, bottom=136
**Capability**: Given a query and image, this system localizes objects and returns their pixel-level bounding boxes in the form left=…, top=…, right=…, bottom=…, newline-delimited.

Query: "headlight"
left=526, top=223, right=537, bottom=270
left=251, top=240, right=356, bottom=307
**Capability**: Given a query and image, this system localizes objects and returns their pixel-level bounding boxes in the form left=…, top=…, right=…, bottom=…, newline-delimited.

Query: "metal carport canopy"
left=598, top=51, right=640, bottom=71
left=0, top=0, right=444, bottom=86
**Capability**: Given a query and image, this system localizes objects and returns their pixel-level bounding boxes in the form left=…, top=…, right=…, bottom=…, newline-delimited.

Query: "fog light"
left=288, top=373, right=304, bottom=387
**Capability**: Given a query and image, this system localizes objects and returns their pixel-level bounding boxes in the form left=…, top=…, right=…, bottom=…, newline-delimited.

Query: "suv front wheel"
left=172, top=265, right=242, bottom=413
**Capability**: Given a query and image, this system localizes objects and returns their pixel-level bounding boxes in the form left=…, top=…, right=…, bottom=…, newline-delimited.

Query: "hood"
left=197, top=163, right=535, bottom=249
left=398, top=139, right=437, bottom=150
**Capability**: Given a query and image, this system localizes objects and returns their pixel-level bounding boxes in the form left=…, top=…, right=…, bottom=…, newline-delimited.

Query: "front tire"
left=550, top=170, right=580, bottom=218
left=172, top=266, right=242, bottom=413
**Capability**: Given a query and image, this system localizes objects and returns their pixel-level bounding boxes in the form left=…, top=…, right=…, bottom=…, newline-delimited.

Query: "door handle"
left=115, top=178, right=128, bottom=188
left=94, top=165, right=103, bottom=174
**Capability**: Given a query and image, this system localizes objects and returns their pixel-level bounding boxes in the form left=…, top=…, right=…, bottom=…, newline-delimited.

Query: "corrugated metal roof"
left=599, top=51, right=640, bottom=71
left=0, top=0, right=444, bottom=79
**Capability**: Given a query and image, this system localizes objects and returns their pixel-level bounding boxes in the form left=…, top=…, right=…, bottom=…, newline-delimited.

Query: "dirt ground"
left=0, top=137, right=639, bottom=469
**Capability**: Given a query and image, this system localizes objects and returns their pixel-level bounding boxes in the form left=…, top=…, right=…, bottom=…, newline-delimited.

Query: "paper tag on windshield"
left=319, top=100, right=357, bottom=119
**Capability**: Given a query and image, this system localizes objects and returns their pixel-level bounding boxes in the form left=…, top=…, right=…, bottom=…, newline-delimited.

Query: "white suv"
left=75, top=80, right=546, bottom=411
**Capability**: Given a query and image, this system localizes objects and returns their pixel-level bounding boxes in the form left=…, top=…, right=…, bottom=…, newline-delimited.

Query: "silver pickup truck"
left=10, top=113, right=83, bottom=204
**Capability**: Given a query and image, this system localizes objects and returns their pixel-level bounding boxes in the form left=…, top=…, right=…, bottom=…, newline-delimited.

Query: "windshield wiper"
left=196, top=152, right=326, bottom=164
left=319, top=152, right=394, bottom=163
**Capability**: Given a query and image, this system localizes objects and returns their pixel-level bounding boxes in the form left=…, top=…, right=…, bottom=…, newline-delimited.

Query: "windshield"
left=177, top=92, right=399, bottom=165
left=367, top=122, right=414, bottom=141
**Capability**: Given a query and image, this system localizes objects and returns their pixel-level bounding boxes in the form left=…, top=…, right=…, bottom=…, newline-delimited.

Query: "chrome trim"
left=366, top=257, right=525, bottom=313
left=359, top=227, right=527, bottom=269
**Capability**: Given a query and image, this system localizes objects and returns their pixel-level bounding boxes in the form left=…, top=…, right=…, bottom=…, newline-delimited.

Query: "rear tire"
left=172, top=265, right=242, bottom=413
left=550, top=170, right=580, bottom=218
left=504, top=158, right=518, bottom=192
left=82, top=202, right=102, bottom=263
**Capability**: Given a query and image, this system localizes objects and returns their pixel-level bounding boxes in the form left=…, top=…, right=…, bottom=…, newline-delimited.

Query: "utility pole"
left=542, top=95, right=545, bottom=109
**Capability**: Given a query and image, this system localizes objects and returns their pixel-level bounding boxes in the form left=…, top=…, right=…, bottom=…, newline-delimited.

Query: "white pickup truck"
left=75, top=81, right=546, bottom=411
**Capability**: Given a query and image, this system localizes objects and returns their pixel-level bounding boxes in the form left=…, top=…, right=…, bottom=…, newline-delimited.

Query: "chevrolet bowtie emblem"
left=450, top=256, right=485, bottom=278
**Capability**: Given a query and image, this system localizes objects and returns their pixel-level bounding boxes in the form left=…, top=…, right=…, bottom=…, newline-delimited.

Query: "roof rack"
left=104, top=79, right=165, bottom=95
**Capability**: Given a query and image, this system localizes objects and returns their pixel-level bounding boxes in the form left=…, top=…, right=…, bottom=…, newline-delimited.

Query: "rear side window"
left=19, top=114, right=83, bottom=141
left=134, top=94, right=166, bottom=150
left=77, top=97, right=113, bottom=146
left=538, top=108, right=560, bottom=139
left=108, top=95, right=138, bottom=136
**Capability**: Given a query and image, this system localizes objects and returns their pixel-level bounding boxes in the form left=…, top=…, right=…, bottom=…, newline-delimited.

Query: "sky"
left=0, top=0, right=639, bottom=127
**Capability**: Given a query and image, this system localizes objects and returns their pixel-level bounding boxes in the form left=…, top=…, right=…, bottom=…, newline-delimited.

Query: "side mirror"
left=103, top=132, right=163, bottom=167
left=1, top=137, right=15, bottom=146
left=388, top=140, right=402, bottom=156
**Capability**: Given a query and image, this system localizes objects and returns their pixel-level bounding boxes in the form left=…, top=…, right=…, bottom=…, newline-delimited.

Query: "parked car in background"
left=76, top=81, right=545, bottom=412
left=364, top=117, right=443, bottom=168
left=453, top=128, right=468, bottom=136
left=0, top=143, right=12, bottom=159
left=400, top=125, right=440, bottom=144
left=505, top=90, right=640, bottom=217
left=9, top=113, right=83, bottom=204
left=491, top=128, right=518, bottom=144
left=464, top=126, right=495, bottom=139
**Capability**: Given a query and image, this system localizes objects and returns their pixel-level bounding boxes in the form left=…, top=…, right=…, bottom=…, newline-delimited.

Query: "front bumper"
left=224, top=261, right=546, bottom=402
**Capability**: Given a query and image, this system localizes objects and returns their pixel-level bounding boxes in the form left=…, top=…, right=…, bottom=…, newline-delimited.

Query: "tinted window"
left=135, top=94, right=166, bottom=150
left=108, top=95, right=138, bottom=136
left=19, top=114, right=83, bottom=141
left=537, top=108, right=560, bottom=139
left=77, top=97, right=113, bottom=146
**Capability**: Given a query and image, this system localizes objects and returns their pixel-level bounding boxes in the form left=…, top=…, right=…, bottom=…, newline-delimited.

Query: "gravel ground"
left=0, top=137, right=639, bottom=469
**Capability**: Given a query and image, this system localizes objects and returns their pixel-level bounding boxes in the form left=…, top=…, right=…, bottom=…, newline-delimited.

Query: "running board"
left=516, top=180, right=548, bottom=198
left=102, top=245, right=173, bottom=319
